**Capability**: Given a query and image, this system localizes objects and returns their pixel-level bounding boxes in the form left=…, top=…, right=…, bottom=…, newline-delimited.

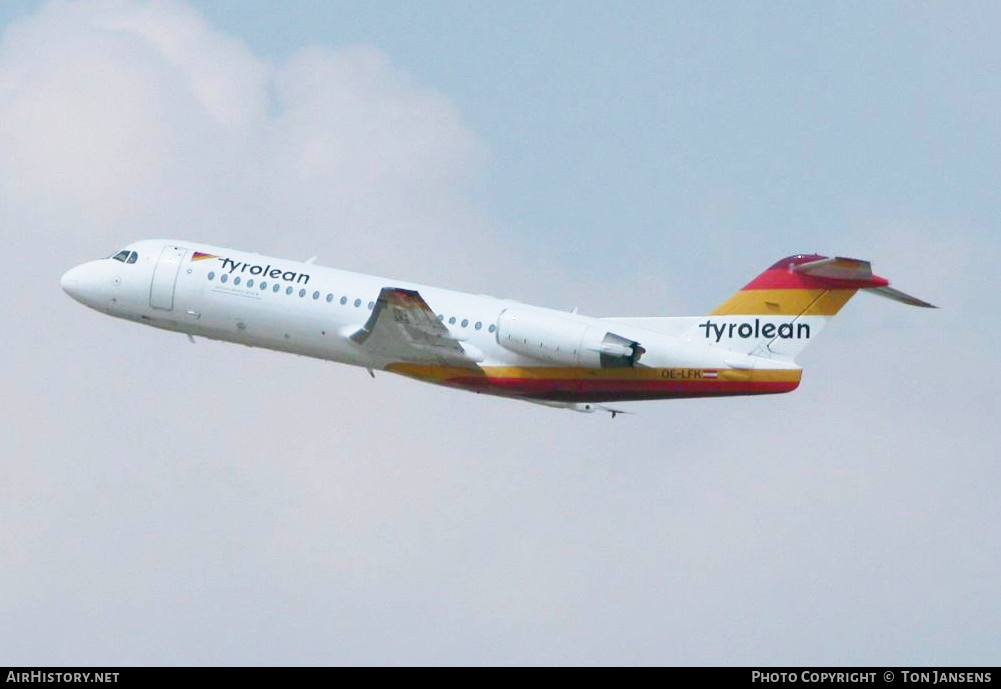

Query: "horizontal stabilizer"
left=791, top=256, right=888, bottom=287
left=866, top=286, right=937, bottom=308
left=793, top=256, right=934, bottom=307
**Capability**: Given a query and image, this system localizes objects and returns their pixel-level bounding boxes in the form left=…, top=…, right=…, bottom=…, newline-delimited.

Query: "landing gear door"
left=150, top=246, right=188, bottom=310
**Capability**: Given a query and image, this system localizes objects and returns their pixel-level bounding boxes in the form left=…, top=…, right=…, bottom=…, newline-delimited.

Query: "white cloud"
left=0, top=0, right=503, bottom=663
left=0, top=0, right=493, bottom=287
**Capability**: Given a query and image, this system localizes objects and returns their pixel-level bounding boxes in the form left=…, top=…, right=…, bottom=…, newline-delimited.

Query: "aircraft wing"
left=349, top=287, right=480, bottom=367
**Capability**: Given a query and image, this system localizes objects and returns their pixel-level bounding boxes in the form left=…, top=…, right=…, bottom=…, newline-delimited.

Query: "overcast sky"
left=1, top=0, right=998, bottom=666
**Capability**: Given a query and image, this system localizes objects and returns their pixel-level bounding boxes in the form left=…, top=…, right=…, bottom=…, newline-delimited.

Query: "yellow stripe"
left=802, top=289, right=856, bottom=316
left=385, top=363, right=802, bottom=385
left=711, top=289, right=856, bottom=316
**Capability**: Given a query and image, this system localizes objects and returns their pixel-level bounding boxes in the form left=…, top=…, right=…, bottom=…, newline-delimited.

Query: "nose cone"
left=61, top=261, right=110, bottom=309
left=60, top=265, right=86, bottom=301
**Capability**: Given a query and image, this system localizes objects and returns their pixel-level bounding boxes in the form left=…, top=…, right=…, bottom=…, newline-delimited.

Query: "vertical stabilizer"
left=693, top=254, right=930, bottom=361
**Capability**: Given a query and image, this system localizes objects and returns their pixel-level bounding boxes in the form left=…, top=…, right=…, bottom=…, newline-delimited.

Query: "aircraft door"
left=150, top=245, right=188, bottom=310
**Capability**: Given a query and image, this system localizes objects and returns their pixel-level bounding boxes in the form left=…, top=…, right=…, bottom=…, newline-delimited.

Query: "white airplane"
left=61, top=240, right=933, bottom=416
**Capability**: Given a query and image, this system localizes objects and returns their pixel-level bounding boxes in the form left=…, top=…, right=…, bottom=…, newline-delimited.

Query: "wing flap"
left=350, top=287, right=480, bottom=367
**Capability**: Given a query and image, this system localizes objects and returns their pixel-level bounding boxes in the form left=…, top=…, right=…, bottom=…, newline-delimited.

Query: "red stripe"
left=445, top=376, right=799, bottom=403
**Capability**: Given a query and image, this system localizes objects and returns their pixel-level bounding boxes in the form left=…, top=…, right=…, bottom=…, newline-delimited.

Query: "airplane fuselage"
left=61, top=239, right=820, bottom=410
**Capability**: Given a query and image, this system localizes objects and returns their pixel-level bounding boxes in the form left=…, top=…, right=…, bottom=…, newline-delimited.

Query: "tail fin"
left=696, top=254, right=934, bottom=361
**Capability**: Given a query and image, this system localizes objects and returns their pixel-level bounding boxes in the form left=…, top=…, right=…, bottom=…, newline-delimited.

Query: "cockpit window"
left=110, top=250, right=130, bottom=262
left=126, top=251, right=138, bottom=264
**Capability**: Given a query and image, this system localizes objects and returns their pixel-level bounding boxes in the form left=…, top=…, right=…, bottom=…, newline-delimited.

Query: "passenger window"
left=208, top=271, right=215, bottom=281
left=247, top=279, right=254, bottom=288
left=313, top=291, right=320, bottom=300
left=326, top=294, right=333, bottom=302
left=273, top=284, right=280, bottom=293
left=354, top=299, right=361, bottom=308
left=299, top=289, right=306, bottom=298
left=234, top=277, right=241, bottom=286
left=286, top=286, right=293, bottom=295
left=221, top=274, right=228, bottom=283
left=340, top=296, right=347, bottom=305
left=461, top=319, right=468, bottom=328
left=127, top=252, right=138, bottom=264
left=448, top=317, right=456, bottom=325
left=488, top=324, right=496, bottom=333
left=260, top=282, right=267, bottom=290
left=437, top=314, right=444, bottom=322
left=475, top=322, right=482, bottom=330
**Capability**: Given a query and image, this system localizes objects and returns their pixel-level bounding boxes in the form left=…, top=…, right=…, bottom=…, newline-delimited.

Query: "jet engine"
left=495, top=309, right=645, bottom=368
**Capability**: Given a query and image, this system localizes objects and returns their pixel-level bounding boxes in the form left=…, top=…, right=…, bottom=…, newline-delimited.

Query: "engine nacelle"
left=495, top=309, right=644, bottom=368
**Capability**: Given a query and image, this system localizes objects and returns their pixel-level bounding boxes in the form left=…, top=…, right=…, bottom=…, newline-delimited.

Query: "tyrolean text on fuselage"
left=218, top=257, right=309, bottom=285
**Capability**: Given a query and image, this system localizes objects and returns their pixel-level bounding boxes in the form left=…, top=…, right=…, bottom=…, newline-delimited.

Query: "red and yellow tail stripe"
left=710, top=254, right=886, bottom=317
